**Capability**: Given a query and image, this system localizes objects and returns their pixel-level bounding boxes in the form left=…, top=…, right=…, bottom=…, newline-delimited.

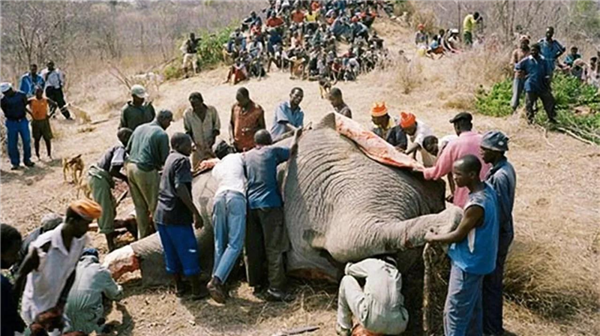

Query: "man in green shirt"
left=126, top=110, right=173, bottom=239
left=119, top=85, right=156, bottom=132
left=463, top=12, right=481, bottom=46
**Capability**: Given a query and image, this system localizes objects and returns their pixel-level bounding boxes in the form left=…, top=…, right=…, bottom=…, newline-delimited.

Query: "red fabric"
left=335, top=114, right=424, bottom=170
left=266, top=17, right=284, bottom=27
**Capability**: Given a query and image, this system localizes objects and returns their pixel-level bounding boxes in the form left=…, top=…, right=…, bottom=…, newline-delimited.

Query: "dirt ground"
left=1, top=21, right=599, bottom=336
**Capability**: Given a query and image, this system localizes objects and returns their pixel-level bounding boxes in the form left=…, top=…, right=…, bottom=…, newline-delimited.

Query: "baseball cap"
left=0, top=82, right=12, bottom=93
left=481, top=130, right=509, bottom=152
left=449, top=112, right=473, bottom=123
left=131, top=84, right=148, bottom=99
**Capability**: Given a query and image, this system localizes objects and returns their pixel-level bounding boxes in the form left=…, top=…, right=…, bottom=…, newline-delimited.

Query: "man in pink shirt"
left=421, top=112, right=490, bottom=208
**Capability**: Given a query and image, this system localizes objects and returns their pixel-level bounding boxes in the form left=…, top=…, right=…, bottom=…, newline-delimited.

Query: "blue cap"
left=481, top=131, right=509, bottom=152
left=81, top=248, right=99, bottom=259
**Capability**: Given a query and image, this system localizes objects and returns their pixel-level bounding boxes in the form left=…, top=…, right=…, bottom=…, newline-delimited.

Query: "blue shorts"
left=156, top=223, right=201, bottom=277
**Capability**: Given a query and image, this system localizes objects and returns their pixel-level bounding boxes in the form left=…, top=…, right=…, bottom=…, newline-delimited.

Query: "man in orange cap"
left=15, top=200, right=101, bottom=334
left=400, top=112, right=435, bottom=167
left=370, top=102, right=395, bottom=140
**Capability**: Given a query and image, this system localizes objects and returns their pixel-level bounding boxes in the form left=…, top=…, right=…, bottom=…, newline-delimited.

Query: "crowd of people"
left=182, top=0, right=393, bottom=85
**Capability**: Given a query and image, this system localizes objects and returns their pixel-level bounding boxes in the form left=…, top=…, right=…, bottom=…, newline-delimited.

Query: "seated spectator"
left=563, top=46, right=581, bottom=67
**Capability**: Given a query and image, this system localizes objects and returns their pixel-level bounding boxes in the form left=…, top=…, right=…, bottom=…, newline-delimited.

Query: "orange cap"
left=69, top=199, right=102, bottom=220
left=370, top=102, right=388, bottom=117
left=400, top=112, right=416, bottom=128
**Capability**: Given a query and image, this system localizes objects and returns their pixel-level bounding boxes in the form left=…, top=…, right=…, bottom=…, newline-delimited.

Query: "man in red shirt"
left=266, top=13, right=284, bottom=28
left=291, top=6, right=306, bottom=24
left=229, top=87, right=266, bottom=152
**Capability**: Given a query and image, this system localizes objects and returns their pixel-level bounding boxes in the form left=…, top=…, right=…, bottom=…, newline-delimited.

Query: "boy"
left=425, top=155, right=499, bottom=336
left=88, top=128, right=132, bottom=251
left=27, top=87, right=55, bottom=161
left=154, top=132, right=207, bottom=299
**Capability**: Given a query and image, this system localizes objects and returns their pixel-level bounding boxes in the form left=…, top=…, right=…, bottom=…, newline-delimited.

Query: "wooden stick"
left=557, top=127, right=597, bottom=146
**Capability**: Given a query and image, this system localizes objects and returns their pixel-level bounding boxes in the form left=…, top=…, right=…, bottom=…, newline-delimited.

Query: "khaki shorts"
left=183, top=53, right=198, bottom=70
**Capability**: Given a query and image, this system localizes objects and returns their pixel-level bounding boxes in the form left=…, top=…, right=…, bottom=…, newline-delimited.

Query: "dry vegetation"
left=1, top=1, right=600, bottom=335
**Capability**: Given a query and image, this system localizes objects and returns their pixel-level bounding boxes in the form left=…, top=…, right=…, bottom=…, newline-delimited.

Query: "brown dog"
left=63, top=154, right=84, bottom=186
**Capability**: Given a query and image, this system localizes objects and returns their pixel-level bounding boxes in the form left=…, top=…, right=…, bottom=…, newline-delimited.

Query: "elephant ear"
left=315, top=112, right=337, bottom=130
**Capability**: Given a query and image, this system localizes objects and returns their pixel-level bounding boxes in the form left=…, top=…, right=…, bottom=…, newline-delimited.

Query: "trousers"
left=444, top=263, right=484, bottom=336
left=482, top=233, right=513, bottom=335
left=126, top=162, right=159, bottom=239
left=244, top=207, right=288, bottom=290
left=525, top=90, right=556, bottom=123
left=5, top=118, right=32, bottom=166
left=45, top=87, right=71, bottom=119
left=88, top=165, right=116, bottom=234
left=212, top=190, right=247, bottom=283
left=510, top=78, right=525, bottom=110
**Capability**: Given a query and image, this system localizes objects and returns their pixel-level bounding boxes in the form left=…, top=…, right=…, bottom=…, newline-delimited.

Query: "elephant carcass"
left=105, top=113, right=461, bottom=285
left=284, top=113, right=461, bottom=280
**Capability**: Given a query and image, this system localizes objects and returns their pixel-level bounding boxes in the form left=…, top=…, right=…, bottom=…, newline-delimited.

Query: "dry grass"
left=442, top=93, right=475, bottom=110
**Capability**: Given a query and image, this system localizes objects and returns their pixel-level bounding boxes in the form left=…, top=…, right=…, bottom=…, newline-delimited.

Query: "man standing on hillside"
left=181, top=33, right=201, bottom=78
left=421, top=112, right=490, bottom=208
left=19, top=64, right=45, bottom=98
left=41, top=61, right=71, bottom=120
left=229, top=87, right=265, bottom=153
left=270, top=87, right=304, bottom=142
left=462, top=12, right=481, bottom=46
left=538, top=26, right=565, bottom=73
left=126, top=110, right=173, bottom=239
left=515, top=43, right=557, bottom=124
left=119, top=85, right=156, bottom=132
left=480, top=131, right=517, bottom=336
left=510, top=36, right=530, bottom=112
left=1, top=82, right=34, bottom=170
left=183, top=92, right=221, bottom=168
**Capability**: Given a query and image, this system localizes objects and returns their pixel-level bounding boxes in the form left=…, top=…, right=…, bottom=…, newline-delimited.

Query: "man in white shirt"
left=40, top=60, right=71, bottom=120
left=400, top=112, right=436, bottom=167
left=14, top=199, right=102, bottom=334
left=206, top=140, right=247, bottom=304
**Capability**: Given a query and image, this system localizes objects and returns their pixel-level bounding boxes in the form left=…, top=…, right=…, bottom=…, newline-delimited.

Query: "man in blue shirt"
left=425, top=154, right=499, bottom=336
left=538, top=26, right=565, bottom=72
left=515, top=43, right=557, bottom=124
left=19, top=64, right=45, bottom=98
left=270, top=87, right=304, bottom=141
left=244, top=129, right=301, bottom=302
left=0, top=83, right=34, bottom=169
left=480, top=131, right=517, bottom=336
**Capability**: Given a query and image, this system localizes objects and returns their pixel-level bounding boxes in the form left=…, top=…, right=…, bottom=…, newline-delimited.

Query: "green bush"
left=163, top=26, right=234, bottom=80
left=476, top=74, right=600, bottom=144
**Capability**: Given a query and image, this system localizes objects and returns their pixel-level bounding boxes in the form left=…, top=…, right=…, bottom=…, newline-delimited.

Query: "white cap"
left=0, top=82, right=12, bottom=93
left=130, top=84, right=148, bottom=99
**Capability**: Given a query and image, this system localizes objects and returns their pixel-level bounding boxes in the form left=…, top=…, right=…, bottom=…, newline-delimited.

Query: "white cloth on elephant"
left=212, top=153, right=246, bottom=197
left=337, top=258, right=409, bottom=334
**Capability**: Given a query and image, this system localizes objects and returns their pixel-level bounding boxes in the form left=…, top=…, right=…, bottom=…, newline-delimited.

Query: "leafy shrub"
left=476, top=74, right=600, bottom=143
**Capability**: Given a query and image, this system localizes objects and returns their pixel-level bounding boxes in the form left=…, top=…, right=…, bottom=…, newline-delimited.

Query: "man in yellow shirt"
left=463, top=12, right=481, bottom=46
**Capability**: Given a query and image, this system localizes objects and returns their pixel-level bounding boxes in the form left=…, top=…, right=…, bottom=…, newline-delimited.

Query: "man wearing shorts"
left=154, top=132, right=207, bottom=299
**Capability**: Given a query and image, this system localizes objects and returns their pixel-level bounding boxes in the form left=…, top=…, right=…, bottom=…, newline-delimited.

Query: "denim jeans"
left=444, top=263, right=484, bottom=336
left=212, top=190, right=247, bottom=283
left=5, top=118, right=32, bottom=166
left=510, top=78, right=525, bottom=110
left=483, top=232, right=514, bottom=335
